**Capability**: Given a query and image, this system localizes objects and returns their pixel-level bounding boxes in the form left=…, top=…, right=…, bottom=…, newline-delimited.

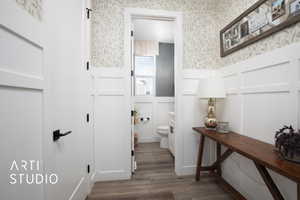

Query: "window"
left=134, top=43, right=174, bottom=97
left=135, top=56, right=156, bottom=96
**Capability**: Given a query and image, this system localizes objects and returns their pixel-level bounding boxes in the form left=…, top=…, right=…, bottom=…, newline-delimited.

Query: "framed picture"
left=220, top=0, right=300, bottom=57
left=290, top=0, right=300, bottom=16
left=272, top=0, right=286, bottom=21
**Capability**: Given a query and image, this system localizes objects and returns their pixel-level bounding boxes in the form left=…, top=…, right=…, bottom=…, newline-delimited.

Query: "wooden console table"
left=193, top=127, right=300, bottom=200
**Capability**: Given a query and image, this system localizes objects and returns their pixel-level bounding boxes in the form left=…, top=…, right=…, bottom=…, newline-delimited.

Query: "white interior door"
left=0, top=1, right=45, bottom=199
left=44, top=0, right=89, bottom=200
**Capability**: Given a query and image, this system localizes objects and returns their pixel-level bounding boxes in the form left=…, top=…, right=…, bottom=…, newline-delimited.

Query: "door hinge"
left=131, top=110, right=134, bottom=117
left=131, top=70, right=134, bottom=76
left=86, top=113, right=90, bottom=123
left=86, top=8, right=92, bottom=19
left=131, top=150, right=134, bottom=156
left=87, top=164, right=90, bottom=174
left=131, top=30, right=134, bottom=37
left=86, top=61, right=90, bottom=71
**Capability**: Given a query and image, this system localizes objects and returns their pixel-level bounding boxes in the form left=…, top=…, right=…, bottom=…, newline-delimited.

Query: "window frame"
left=134, top=56, right=156, bottom=97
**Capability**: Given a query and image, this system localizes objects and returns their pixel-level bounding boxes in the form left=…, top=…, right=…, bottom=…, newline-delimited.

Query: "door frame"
left=124, top=8, right=183, bottom=175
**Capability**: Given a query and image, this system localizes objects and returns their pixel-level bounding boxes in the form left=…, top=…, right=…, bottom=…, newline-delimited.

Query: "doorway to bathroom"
left=124, top=8, right=183, bottom=175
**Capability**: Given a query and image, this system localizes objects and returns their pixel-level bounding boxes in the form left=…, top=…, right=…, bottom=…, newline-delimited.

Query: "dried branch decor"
left=275, top=125, right=300, bottom=163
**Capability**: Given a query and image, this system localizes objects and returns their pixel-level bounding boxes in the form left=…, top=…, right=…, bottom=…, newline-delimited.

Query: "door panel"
left=0, top=1, right=44, bottom=200
left=1, top=0, right=90, bottom=200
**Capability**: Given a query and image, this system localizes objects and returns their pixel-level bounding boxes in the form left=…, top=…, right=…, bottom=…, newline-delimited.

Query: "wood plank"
left=254, top=162, right=284, bottom=200
left=217, top=142, right=222, bottom=176
left=196, top=135, right=205, bottom=181
left=88, top=142, right=232, bottom=200
left=200, top=166, right=217, bottom=171
left=193, top=127, right=300, bottom=183
left=297, top=182, right=300, bottom=200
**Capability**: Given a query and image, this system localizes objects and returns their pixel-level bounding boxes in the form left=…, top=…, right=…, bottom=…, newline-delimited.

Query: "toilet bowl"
left=157, top=126, right=169, bottom=149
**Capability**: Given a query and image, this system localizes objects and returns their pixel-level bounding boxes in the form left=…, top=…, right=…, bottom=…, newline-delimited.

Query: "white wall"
left=176, top=69, right=219, bottom=175
left=134, top=97, right=174, bottom=143
left=218, top=42, right=300, bottom=200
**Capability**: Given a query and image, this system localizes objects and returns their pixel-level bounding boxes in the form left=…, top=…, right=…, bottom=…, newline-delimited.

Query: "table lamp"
left=197, top=77, right=226, bottom=130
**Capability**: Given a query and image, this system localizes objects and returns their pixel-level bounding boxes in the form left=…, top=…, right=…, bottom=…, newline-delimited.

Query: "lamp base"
left=204, top=98, right=218, bottom=130
left=204, top=116, right=218, bottom=130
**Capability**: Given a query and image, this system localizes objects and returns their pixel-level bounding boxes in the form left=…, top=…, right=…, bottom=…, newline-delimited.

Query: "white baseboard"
left=94, top=170, right=131, bottom=182
left=68, top=177, right=87, bottom=200
left=138, top=137, right=160, bottom=143
left=86, top=172, right=96, bottom=196
left=176, top=165, right=196, bottom=176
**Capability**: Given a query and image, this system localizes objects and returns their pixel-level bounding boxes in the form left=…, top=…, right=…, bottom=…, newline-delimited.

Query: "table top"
left=193, top=127, right=300, bottom=183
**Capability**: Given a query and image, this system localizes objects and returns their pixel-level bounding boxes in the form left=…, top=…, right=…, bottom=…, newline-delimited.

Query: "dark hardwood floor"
left=87, top=143, right=232, bottom=200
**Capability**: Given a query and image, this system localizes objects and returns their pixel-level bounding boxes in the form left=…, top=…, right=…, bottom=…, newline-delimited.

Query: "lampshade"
left=197, top=77, right=226, bottom=99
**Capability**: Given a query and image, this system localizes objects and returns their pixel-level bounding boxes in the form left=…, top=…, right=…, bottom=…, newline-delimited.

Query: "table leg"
left=297, top=182, right=300, bottom=200
left=196, top=135, right=205, bottom=181
left=217, top=142, right=221, bottom=176
left=254, top=162, right=284, bottom=200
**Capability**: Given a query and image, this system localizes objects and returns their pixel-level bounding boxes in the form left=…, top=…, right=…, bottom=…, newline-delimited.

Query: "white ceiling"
left=133, top=19, right=175, bottom=43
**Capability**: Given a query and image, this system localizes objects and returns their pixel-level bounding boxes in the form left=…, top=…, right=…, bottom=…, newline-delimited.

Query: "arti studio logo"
left=9, top=160, right=58, bottom=185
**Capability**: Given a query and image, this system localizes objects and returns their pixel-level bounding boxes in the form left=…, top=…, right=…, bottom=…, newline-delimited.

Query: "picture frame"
left=220, top=0, right=300, bottom=57
left=290, top=0, right=300, bottom=17
left=272, top=0, right=286, bottom=21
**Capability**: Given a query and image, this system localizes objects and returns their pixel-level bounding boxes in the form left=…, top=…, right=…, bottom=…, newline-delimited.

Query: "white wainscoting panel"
left=219, top=42, right=300, bottom=200
left=134, top=101, right=157, bottom=143
left=179, top=69, right=219, bottom=175
left=92, top=67, right=131, bottom=181
left=134, top=97, right=174, bottom=143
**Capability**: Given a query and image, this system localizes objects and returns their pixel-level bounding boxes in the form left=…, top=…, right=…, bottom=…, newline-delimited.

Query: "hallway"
left=87, top=143, right=232, bottom=200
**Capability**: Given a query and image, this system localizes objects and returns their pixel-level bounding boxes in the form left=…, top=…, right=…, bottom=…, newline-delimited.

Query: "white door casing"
left=124, top=8, right=184, bottom=176
left=131, top=27, right=136, bottom=173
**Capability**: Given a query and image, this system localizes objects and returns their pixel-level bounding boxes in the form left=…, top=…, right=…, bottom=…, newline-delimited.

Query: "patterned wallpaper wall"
left=91, top=0, right=300, bottom=69
left=16, top=0, right=42, bottom=21
left=91, top=0, right=219, bottom=69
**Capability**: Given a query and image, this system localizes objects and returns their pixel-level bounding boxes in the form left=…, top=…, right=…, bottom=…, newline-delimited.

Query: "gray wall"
left=156, top=43, right=174, bottom=97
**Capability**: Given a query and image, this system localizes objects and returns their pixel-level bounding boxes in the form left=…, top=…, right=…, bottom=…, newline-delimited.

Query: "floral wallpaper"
left=15, top=0, right=42, bottom=21
left=91, top=0, right=300, bottom=69
left=91, top=0, right=219, bottom=69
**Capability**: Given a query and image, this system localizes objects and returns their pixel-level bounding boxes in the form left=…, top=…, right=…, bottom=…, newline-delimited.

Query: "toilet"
left=157, top=126, right=169, bottom=149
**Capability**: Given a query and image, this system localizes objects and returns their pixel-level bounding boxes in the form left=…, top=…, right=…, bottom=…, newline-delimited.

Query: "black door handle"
left=53, top=130, right=72, bottom=141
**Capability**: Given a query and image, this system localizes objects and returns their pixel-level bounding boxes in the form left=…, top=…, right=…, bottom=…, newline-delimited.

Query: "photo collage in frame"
left=221, top=0, right=300, bottom=57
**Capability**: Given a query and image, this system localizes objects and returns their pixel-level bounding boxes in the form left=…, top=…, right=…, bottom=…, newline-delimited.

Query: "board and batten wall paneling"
left=92, top=67, right=131, bottom=181
left=219, top=42, right=300, bottom=200
left=134, top=100, right=157, bottom=143
left=180, top=69, right=220, bottom=175
left=134, top=97, right=174, bottom=144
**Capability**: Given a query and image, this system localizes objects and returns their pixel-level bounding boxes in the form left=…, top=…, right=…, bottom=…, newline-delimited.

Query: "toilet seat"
left=157, top=126, right=169, bottom=132
left=157, top=130, right=168, bottom=136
